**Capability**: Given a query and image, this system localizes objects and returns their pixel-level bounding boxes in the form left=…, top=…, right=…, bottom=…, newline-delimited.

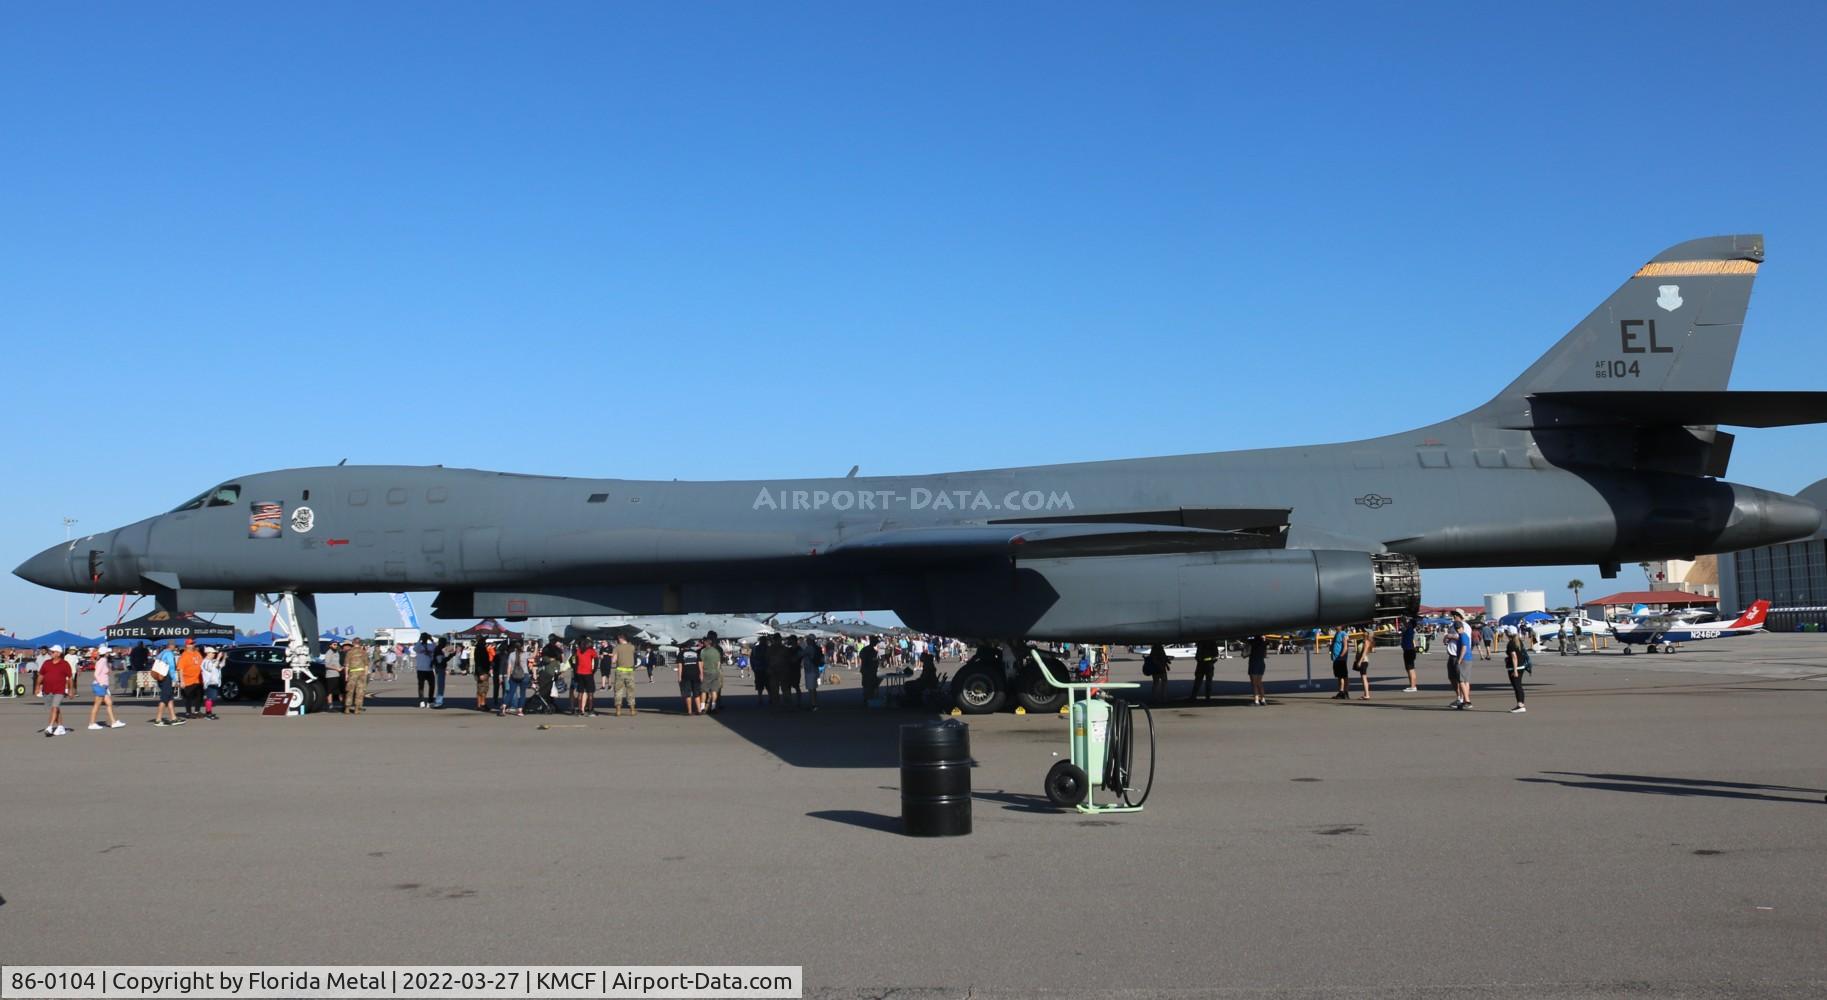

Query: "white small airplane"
left=1554, top=614, right=1615, bottom=646
left=1614, top=600, right=1770, bottom=653
left=1624, top=603, right=1712, bottom=624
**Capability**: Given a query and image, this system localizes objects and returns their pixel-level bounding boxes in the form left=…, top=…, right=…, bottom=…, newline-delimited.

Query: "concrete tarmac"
left=3, top=635, right=1825, bottom=999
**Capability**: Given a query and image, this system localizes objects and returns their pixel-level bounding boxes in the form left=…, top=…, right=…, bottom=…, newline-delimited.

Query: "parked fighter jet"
left=773, top=612, right=896, bottom=640
left=16, top=235, right=1826, bottom=714
left=564, top=613, right=773, bottom=647
left=1614, top=600, right=1770, bottom=653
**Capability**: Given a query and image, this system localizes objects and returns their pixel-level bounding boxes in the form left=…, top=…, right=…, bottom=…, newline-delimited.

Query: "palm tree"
left=1566, top=579, right=1585, bottom=610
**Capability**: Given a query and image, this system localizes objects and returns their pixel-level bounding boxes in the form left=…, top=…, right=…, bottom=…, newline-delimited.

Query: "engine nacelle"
left=898, top=549, right=1419, bottom=642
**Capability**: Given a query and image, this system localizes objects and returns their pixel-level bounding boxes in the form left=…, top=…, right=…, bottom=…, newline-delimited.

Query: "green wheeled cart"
left=1028, top=650, right=1155, bottom=814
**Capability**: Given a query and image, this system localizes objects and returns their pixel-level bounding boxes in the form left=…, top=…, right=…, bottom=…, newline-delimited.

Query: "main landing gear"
left=948, top=642, right=1071, bottom=715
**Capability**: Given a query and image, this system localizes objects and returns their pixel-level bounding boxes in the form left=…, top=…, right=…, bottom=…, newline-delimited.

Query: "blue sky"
left=4, top=3, right=1824, bottom=636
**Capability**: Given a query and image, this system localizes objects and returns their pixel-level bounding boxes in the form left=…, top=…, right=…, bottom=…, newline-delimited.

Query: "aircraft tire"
left=1045, top=760, right=1088, bottom=808
left=301, top=680, right=327, bottom=714
left=1013, top=659, right=1068, bottom=714
left=951, top=663, right=1006, bottom=714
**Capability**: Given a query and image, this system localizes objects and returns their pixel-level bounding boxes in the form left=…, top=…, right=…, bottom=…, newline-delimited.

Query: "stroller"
left=526, top=666, right=568, bottom=715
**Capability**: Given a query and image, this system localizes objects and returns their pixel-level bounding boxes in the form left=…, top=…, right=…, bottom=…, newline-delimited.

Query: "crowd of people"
left=1136, top=610, right=1534, bottom=714
left=7, top=613, right=1550, bottom=736
left=0, top=627, right=961, bottom=728
left=6, top=637, right=236, bottom=736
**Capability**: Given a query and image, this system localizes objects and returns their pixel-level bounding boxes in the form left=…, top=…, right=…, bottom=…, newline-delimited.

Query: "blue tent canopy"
left=0, top=634, right=38, bottom=649
left=1498, top=610, right=1557, bottom=627
left=23, top=629, right=103, bottom=648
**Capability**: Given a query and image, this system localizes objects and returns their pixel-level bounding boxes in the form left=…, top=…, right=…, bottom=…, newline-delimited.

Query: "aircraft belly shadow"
left=710, top=689, right=937, bottom=768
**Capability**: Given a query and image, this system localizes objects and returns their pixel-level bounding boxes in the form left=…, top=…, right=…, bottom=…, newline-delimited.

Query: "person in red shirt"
left=40, top=646, right=74, bottom=736
left=571, top=641, right=598, bottom=717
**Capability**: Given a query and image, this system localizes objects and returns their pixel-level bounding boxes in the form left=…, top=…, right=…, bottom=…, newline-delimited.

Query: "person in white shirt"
left=201, top=648, right=224, bottom=719
left=322, top=643, right=343, bottom=711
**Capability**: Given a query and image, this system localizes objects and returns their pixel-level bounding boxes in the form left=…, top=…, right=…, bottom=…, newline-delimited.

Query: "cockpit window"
left=172, top=484, right=243, bottom=512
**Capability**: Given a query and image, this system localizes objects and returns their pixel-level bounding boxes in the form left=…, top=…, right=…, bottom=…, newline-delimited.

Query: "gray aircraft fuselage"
left=15, top=235, right=1825, bottom=643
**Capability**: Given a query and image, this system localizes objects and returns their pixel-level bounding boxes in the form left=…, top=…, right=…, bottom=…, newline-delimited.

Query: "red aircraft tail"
left=1727, top=600, right=1770, bottom=629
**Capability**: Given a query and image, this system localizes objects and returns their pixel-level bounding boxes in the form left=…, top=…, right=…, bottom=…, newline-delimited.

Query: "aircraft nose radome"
left=14, top=543, right=74, bottom=591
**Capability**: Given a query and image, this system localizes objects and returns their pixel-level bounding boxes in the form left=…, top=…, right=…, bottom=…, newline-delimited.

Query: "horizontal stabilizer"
left=822, top=522, right=1272, bottom=562
left=1527, top=391, right=1827, bottom=429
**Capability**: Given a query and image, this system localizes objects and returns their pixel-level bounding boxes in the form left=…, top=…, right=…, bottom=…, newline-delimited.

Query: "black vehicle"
left=221, top=644, right=327, bottom=710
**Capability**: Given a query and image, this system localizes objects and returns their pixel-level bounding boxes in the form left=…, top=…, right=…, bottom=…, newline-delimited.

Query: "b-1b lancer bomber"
left=17, top=235, right=1825, bottom=712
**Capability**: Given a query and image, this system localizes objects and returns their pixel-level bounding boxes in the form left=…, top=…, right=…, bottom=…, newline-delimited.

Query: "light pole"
left=61, top=517, right=77, bottom=631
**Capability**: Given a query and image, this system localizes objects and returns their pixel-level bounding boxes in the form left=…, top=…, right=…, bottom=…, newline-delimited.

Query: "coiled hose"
left=1102, top=698, right=1156, bottom=808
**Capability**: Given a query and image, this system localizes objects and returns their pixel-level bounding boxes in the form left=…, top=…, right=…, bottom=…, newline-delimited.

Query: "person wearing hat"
left=322, top=640, right=343, bottom=712
left=699, top=632, right=723, bottom=715
left=1501, top=625, right=1528, bottom=714
left=343, top=640, right=371, bottom=714
left=40, top=646, right=73, bottom=736
left=200, top=645, right=223, bottom=720
left=86, top=645, right=127, bottom=730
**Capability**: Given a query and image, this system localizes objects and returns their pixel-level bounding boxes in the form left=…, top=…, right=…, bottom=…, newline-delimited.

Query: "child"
left=41, top=646, right=73, bottom=736
left=86, top=645, right=126, bottom=730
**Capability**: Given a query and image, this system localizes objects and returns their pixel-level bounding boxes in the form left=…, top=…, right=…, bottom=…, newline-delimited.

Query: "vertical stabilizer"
left=1727, top=599, right=1770, bottom=629
left=1474, top=235, right=1763, bottom=420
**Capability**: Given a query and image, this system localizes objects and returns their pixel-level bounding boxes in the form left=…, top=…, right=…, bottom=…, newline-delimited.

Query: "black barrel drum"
left=900, top=720, right=972, bottom=836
